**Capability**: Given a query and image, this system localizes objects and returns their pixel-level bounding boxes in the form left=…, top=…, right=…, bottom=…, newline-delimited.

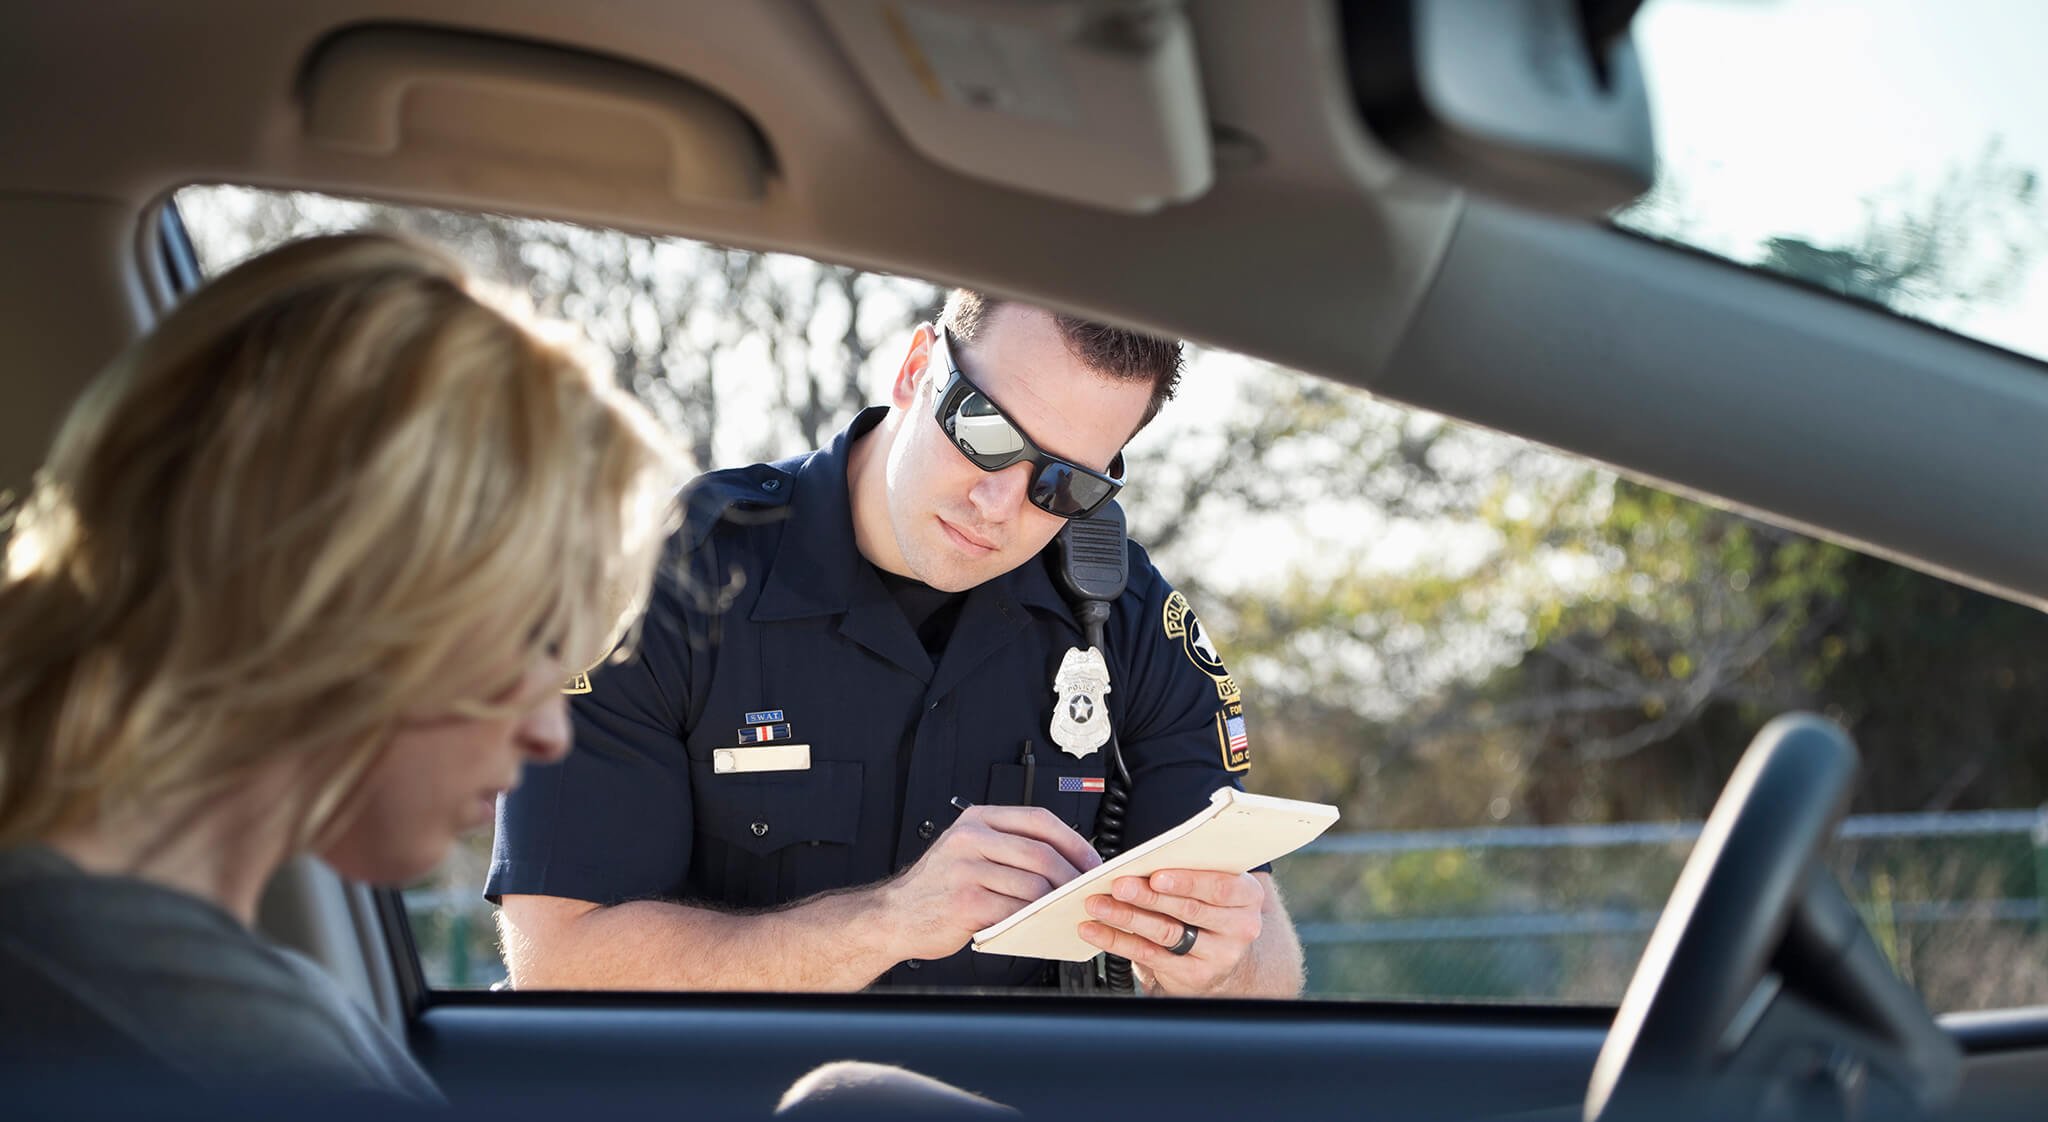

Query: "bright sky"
left=1628, top=0, right=2048, bottom=358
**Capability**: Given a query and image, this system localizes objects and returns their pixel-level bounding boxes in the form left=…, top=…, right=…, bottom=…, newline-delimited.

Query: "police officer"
left=489, top=292, right=1305, bottom=996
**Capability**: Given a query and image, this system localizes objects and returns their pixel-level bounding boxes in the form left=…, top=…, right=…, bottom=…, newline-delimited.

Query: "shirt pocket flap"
left=693, top=760, right=862, bottom=857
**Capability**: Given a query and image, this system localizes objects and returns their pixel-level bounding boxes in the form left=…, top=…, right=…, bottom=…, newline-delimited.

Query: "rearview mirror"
left=1346, top=0, right=1657, bottom=216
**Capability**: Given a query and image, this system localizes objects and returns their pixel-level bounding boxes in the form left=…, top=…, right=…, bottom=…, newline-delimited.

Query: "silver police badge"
left=1048, top=646, right=1112, bottom=759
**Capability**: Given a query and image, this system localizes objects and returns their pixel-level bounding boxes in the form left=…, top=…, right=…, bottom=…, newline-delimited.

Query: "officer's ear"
left=890, top=324, right=936, bottom=410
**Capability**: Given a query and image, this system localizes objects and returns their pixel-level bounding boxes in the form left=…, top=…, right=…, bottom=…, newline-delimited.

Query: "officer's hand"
left=879, top=806, right=1103, bottom=962
left=1076, top=869, right=1266, bottom=996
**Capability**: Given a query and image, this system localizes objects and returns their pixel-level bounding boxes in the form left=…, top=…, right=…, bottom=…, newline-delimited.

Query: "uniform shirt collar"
left=751, top=406, right=1077, bottom=629
left=751, top=406, right=887, bottom=621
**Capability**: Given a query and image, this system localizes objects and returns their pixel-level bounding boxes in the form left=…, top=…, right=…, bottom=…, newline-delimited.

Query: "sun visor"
left=814, top=0, right=1213, bottom=213
left=300, top=27, right=769, bottom=213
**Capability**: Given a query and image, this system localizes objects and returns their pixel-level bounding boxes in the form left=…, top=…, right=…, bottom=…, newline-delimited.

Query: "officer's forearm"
left=1220, top=873, right=1305, bottom=999
left=499, top=889, right=907, bottom=992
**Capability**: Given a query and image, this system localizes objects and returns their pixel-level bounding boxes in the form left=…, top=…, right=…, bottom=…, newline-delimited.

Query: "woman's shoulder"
left=0, top=845, right=437, bottom=1101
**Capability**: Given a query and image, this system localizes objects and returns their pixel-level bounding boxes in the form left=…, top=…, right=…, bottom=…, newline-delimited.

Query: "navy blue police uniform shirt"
left=487, top=408, right=1254, bottom=988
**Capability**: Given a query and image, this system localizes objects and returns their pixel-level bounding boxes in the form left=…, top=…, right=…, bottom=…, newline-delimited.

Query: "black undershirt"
left=876, top=568, right=967, bottom=658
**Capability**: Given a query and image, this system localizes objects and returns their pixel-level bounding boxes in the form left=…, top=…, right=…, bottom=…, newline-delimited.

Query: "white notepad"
left=969, top=787, right=1340, bottom=962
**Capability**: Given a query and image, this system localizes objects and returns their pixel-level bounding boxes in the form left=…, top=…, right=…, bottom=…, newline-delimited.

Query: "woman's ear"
left=889, top=324, right=935, bottom=410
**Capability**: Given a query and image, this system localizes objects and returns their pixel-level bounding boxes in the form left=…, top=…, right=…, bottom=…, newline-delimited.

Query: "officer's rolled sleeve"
left=487, top=570, right=696, bottom=906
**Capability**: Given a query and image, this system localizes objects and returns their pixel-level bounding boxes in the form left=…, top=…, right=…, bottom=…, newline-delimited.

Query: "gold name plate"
left=712, top=743, right=812, bottom=774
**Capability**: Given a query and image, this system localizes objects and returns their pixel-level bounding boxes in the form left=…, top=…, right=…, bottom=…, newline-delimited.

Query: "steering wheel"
left=1584, top=713, right=1960, bottom=1122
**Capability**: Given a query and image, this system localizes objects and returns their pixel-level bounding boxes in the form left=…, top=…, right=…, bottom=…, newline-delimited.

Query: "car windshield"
left=1618, top=0, right=2048, bottom=364
left=177, top=184, right=2048, bottom=1014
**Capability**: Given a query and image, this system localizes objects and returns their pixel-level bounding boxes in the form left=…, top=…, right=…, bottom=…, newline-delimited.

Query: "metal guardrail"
left=1288, top=808, right=2048, bottom=951
left=1296, top=898, right=2048, bottom=945
left=409, top=810, right=2048, bottom=917
left=1295, top=808, right=2048, bottom=855
left=405, top=808, right=2048, bottom=986
left=404, top=888, right=479, bottom=913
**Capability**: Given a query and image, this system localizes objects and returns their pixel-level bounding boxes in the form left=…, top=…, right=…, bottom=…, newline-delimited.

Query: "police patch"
left=562, top=672, right=592, bottom=695
left=1162, top=590, right=1240, bottom=704
left=1215, top=699, right=1250, bottom=772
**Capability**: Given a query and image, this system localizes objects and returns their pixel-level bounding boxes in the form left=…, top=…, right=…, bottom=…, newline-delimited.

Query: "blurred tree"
left=176, top=187, right=940, bottom=473
left=1758, top=139, right=2043, bottom=314
left=1207, top=139, right=2048, bottom=831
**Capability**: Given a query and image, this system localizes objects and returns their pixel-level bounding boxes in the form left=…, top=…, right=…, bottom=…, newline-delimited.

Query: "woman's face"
left=319, top=656, right=571, bottom=884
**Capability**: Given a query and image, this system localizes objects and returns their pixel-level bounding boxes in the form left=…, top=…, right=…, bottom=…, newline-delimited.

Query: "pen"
left=949, top=796, right=974, bottom=812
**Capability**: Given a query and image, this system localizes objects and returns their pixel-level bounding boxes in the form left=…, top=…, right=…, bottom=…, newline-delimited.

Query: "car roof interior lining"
left=1, top=0, right=2044, bottom=616
left=1382, top=197, right=2048, bottom=614
left=0, top=1, right=1460, bottom=484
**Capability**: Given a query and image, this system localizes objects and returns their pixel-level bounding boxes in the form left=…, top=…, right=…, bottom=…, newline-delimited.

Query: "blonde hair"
left=0, top=232, right=676, bottom=847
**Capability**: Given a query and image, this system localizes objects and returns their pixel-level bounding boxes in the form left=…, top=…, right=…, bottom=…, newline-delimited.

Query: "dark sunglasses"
left=928, top=327, right=1125, bottom=520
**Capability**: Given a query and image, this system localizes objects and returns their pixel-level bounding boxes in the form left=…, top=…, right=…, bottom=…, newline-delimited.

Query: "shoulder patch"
left=1162, top=589, right=1239, bottom=704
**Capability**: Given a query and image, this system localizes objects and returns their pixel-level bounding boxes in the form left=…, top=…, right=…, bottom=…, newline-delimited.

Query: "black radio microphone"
left=1053, top=502, right=1136, bottom=994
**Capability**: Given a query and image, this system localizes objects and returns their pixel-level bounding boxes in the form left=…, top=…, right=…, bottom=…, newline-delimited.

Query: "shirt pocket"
left=690, top=759, right=863, bottom=908
left=985, top=762, right=1105, bottom=836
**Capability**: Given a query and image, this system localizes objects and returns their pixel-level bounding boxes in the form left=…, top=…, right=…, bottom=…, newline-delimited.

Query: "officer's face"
left=320, top=654, right=572, bottom=883
left=884, top=306, right=1150, bottom=592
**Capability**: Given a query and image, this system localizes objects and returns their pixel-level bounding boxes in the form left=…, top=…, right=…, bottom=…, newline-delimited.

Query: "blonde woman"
left=0, top=233, right=675, bottom=1098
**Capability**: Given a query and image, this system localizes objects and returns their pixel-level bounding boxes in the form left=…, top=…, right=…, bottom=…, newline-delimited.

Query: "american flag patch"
left=736, top=723, right=791, bottom=744
left=1219, top=708, right=1251, bottom=771
left=1058, top=776, right=1106, bottom=794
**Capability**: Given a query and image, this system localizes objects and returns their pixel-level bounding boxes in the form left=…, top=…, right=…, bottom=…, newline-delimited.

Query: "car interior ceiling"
left=5, top=0, right=2048, bottom=1117
left=5, top=2, right=2043, bottom=614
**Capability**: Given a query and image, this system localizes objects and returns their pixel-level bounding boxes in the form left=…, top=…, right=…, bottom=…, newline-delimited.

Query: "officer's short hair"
left=0, top=233, right=676, bottom=849
left=940, top=289, right=1183, bottom=433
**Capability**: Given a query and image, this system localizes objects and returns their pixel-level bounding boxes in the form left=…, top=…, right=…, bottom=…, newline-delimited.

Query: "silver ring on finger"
left=1167, top=923, right=1199, bottom=956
